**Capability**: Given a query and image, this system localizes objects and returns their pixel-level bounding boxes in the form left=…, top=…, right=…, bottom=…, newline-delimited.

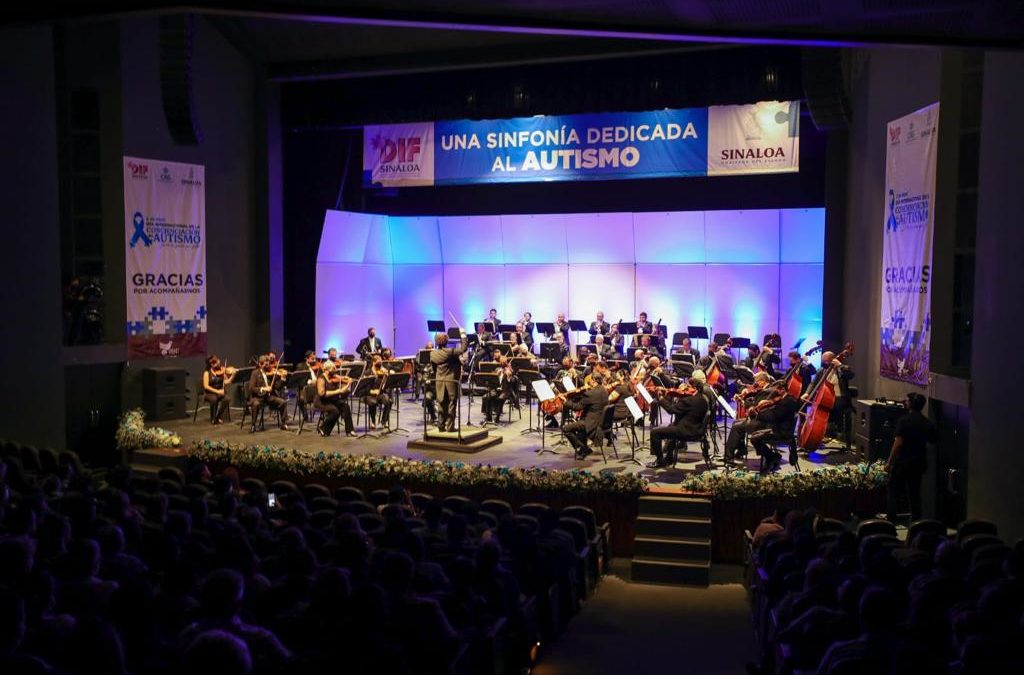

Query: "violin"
left=654, top=383, right=698, bottom=399
left=210, top=363, right=237, bottom=378
left=734, top=379, right=769, bottom=418
left=747, top=386, right=788, bottom=418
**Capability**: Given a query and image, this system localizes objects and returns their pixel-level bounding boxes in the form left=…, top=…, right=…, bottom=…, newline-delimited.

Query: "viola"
left=210, top=364, right=237, bottom=378
left=797, top=342, right=855, bottom=452
left=734, top=379, right=768, bottom=418
left=654, top=384, right=698, bottom=399
left=747, top=386, right=788, bottom=418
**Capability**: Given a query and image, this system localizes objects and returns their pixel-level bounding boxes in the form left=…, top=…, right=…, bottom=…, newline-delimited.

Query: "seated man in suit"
left=562, top=374, right=610, bottom=459
left=593, top=334, right=616, bottom=361
left=648, top=375, right=709, bottom=468
left=589, top=311, right=609, bottom=338
left=637, top=333, right=662, bottom=359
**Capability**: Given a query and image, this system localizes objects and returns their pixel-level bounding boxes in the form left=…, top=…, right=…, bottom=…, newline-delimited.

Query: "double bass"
left=706, top=338, right=732, bottom=388
left=796, top=342, right=854, bottom=452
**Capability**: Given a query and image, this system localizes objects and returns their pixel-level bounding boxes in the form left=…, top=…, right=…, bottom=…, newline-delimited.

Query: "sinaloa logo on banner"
left=706, top=100, right=800, bottom=176
left=363, top=122, right=435, bottom=187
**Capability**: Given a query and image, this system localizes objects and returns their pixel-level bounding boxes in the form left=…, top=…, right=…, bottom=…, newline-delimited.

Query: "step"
left=634, top=536, right=711, bottom=562
left=132, top=447, right=188, bottom=470
left=634, top=515, right=711, bottom=539
left=631, top=558, right=710, bottom=586
left=638, top=495, right=712, bottom=518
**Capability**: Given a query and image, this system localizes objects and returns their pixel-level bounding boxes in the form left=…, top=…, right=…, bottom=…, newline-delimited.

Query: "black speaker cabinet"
left=852, top=398, right=906, bottom=462
left=143, top=367, right=187, bottom=420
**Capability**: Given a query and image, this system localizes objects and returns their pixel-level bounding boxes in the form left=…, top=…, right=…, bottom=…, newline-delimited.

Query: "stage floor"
left=164, top=396, right=860, bottom=488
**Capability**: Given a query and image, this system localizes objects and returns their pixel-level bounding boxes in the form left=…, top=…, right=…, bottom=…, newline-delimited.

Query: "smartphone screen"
left=267, top=492, right=277, bottom=509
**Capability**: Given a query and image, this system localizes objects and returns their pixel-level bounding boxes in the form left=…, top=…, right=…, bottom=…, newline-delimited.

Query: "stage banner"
left=123, top=157, right=207, bottom=359
left=880, top=103, right=939, bottom=385
left=706, top=100, right=800, bottom=176
left=363, top=100, right=799, bottom=187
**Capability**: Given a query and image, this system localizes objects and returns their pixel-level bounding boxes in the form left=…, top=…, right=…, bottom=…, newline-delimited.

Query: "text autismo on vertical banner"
left=880, top=103, right=939, bottom=385
left=123, top=157, right=206, bottom=359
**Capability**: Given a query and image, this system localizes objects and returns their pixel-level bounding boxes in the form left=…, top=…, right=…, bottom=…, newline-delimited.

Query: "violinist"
left=481, top=354, right=515, bottom=423
left=325, top=348, right=341, bottom=368
left=202, top=355, right=233, bottom=424
left=248, top=355, right=289, bottom=430
left=734, top=371, right=773, bottom=418
left=356, top=327, right=383, bottom=361
left=608, top=365, right=634, bottom=424
left=562, top=373, right=611, bottom=460
left=724, top=381, right=801, bottom=471
left=647, top=374, right=709, bottom=468
left=315, top=360, right=355, bottom=437
left=545, top=357, right=581, bottom=428
left=645, top=356, right=677, bottom=425
left=295, top=350, right=321, bottom=422
left=364, top=354, right=393, bottom=430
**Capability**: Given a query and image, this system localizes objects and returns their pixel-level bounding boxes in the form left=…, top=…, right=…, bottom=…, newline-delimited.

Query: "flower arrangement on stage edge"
left=680, top=462, right=890, bottom=500
left=189, top=440, right=650, bottom=495
left=116, top=409, right=182, bottom=451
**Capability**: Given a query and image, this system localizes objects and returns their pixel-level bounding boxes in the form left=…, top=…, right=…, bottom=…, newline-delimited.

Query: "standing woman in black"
left=202, top=355, right=232, bottom=424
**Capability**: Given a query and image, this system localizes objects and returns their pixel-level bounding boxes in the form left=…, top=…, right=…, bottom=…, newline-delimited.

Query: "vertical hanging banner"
left=880, top=103, right=939, bottom=385
left=123, top=157, right=206, bottom=359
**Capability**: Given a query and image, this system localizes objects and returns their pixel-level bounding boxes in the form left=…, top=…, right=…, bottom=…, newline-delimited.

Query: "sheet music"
left=624, top=396, right=644, bottom=421
left=636, top=382, right=653, bottom=403
left=562, top=376, right=577, bottom=392
left=717, top=393, right=737, bottom=419
left=532, top=379, right=556, bottom=402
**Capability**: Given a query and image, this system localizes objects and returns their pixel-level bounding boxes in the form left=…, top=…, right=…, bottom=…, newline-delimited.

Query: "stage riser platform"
left=407, top=436, right=503, bottom=453
left=631, top=559, right=711, bottom=586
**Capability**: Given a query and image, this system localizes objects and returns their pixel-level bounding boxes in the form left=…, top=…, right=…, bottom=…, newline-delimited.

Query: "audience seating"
left=744, top=508, right=1023, bottom=674
left=0, top=438, right=611, bottom=675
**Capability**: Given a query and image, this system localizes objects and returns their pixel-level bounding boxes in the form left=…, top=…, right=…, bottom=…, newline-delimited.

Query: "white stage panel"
left=500, top=214, right=568, bottom=264
left=567, top=264, right=635, bottom=335
left=503, top=264, right=569, bottom=333
left=780, top=208, right=826, bottom=263
left=388, top=216, right=442, bottom=264
left=438, top=215, right=504, bottom=264
left=633, top=211, right=706, bottom=264
left=443, top=264, right=506, bottom=330
left=315, top=263, right=394, bottom=356
left=634, top=264, right=707, bottom=343
left=704, top=264, right=779, bottom=343
left=392, top=264, right=444, bottom=356
left=704, top=209, right=780, bottom=263
left=563, top=212, right=635, bottom=263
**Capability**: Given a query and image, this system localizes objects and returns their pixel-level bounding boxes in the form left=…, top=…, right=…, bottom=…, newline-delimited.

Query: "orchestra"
left=197, top=314, right=851, bottom=475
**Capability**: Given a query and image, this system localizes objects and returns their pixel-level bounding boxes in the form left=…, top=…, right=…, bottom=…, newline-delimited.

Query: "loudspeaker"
left=852, top=398, right=905, bottom=462
left=160, top=13, right=203, bottom=146
left=143, top=367, right=187, bottom=420
left=801, top=48, right=850, bottom=131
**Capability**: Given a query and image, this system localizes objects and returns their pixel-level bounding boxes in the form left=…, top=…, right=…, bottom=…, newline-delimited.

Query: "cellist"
left=783, top=350, right=814, bottom=398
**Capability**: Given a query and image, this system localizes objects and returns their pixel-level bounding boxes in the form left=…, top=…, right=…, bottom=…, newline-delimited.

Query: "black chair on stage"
left=747, top=425, right=799, bottom=474
left=610, top=412, right=641, bottom=465
left=239, top=381, right=266, bottom=432
left=192, top=376, right=232, bottom=424
left=597, top=405, right=619, bottom=463
left=296, top=400, right=323, bottom=436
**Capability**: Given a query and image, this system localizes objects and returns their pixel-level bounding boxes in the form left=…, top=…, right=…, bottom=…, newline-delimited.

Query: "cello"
left=784, top=342, right=823, bottom=398
left=796, top=342, right=854, bottom=452
left=705, top=338, right=732, bottom=388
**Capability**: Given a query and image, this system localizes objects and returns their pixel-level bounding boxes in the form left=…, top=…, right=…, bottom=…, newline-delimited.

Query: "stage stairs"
left=129, top=447, right=188, bottom=477
left=631, top=492, right=712, bottom=586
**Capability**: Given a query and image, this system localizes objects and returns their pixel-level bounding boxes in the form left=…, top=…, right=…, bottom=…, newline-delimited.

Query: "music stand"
left=498, top=323, right=516, bottom=333
left=378, top=372, right=412, bottom=436
left=688, top=325, right=709, bottom=354
left=617, top=321, right=638, bottom=336
left=712, top=332, right=731, bottom=346
left=517, top=369, right=544, bottom=436
left=447, top=327, right=462, bottom=339
left=351, top=376, right=379, bottom=438
left=510, top=357, right=533, bottom=372
left=539, top=342, right=561, bottom=362
left=531, top=378, right=559, bottom=454
left=491, top=342, right=512, bottom=357
left=568, top=320, right=587, bottom=345
left=536, top=321, right=555, bottom=338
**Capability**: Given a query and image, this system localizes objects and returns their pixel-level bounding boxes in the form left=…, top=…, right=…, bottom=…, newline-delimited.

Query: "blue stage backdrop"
left=315, top=208, right=824, bottom=361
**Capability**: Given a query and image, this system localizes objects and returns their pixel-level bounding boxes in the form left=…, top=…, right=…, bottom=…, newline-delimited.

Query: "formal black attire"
left=611, top=382, right=634, bottom=422
left=203, top=369, right=229, bottom=423
left=356, top=335, right=383, bottom=360
left=588, top=320, right=610, bottom=337
left=315, top=373, right=353, bottom=436
left=295, top=366, right=319, bottom=421
left=725, top=394, right=800, bottom=469
left=593, top=343, right=616, bottom=361
left=430, top=336, right=468, bottom=431
left=563, top=386, right=610, bottom=456
left=482, top=368, right=515, bottom=422
left=635, top=320, right=654, bottom=335
left=887, top=410, right=937, bottom=521
left=248, top=368, right=288, bottom=428
left=650, top=392, right=708, bottom=465
left=784, top=362, right=814, bottom=397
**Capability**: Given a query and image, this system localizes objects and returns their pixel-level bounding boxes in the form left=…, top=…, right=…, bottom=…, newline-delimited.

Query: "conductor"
left=430, top=329, right=468, bottom=432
